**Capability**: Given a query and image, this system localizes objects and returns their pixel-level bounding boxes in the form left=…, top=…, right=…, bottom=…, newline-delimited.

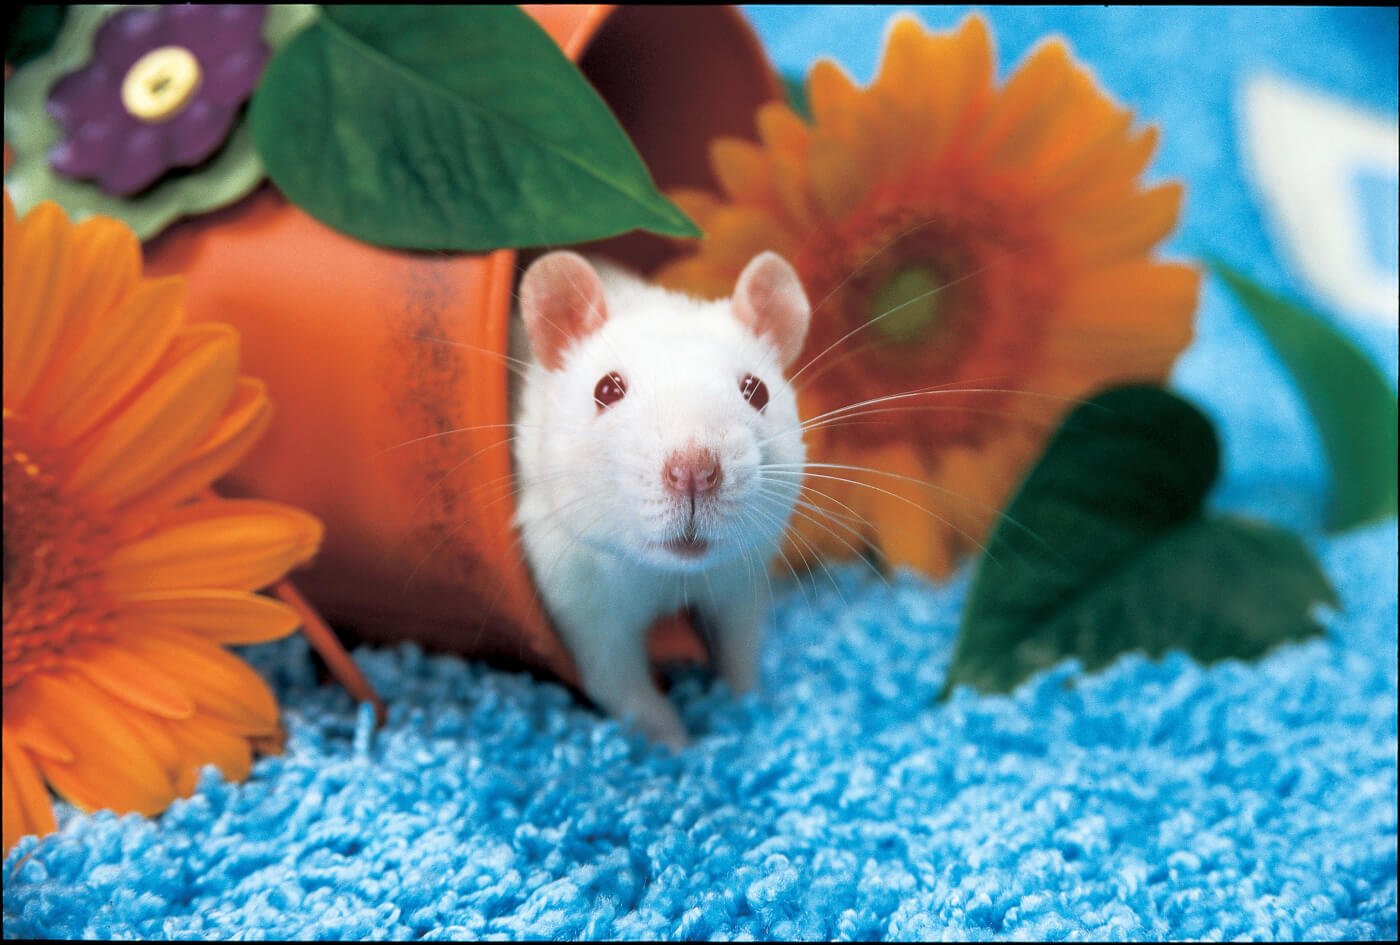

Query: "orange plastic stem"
left=198, top=488, right=385, bottom=725
left=273, top=578, right=386, bottom=727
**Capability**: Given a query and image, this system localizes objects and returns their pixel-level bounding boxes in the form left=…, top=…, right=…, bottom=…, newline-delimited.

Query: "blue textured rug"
left=4, top=5, right=1397, bottom=940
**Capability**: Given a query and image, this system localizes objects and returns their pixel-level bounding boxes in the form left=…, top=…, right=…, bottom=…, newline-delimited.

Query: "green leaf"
left=1209, top=257, right=1399, bottom=532
left=250, top=5, right=700, bottom=251
left=942, top=385, right=1336, bottom=698
left=782, top=72, right=811, bottom=122
left=4, top=5, right=68, bottom=68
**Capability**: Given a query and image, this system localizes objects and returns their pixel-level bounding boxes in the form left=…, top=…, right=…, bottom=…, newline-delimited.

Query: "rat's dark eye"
left=739, top=373, right=769, bottom=412
left=594, top=371, right=627, bottom=409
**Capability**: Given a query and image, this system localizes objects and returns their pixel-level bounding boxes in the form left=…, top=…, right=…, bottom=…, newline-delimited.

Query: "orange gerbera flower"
left=658, top=13, right=1199, bottom=577
left=2, top=192, right=323, bottom=852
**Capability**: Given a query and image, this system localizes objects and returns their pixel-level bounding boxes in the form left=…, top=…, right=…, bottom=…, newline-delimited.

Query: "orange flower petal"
left=712, top=139, right=774, bottom=206
left=769, top=151, right=821, bottom=234
left=2, top=190, right=16, bottom=241
left=2, top=752, right=27, bottom=852
left=1032, top=109, right=1134, bottom=192
left=5, top=707, right=75, bottom=764
left=873, top=15, right=934, bottom=99
left=870, top=487, right=953, bottom=577
left=845, top=443, right=951, bottom=575
left=756, top=102, right=811, bottom=155
left=755, top=104, right=821, bottom=230
left=120, top=377, right=273, bottom=517
left=1034, top=345, right=1183, bottom=391
left=4, top=202, right=73, bottom=407
left=31, top=276, right=185, bottom=446
left=25, top=673, right=174, bottom=815
left=105, top=498, right=323, bottom=595
left=654, top=257, right=736, bottom=301
left=807, top=59, right=860, bottom=128
left=1061, top=182, right=1184, bottom=266
left=125, top=626, right=281, bottom=734
left=668, top=187, right=725, bottom=231
left=808, top=135, right=868, bottom=219
left=1045, top=125, right=1160, bottom=213
left=168, top=713, right=252, bottom=784
left=1056, top=259, right=1200, bottom=344
left=117, top=589, right=302, bottom=645
left=933, top=443, right=1019, bottom=551
left=697, top=206, right=796, bottom=275
left=24, top=215, right=145, bottom=417
left=872, top=15, right=996, bottom=164
left=943, top=14, right=996, bottom=140
left=873, top=15, right=980, bottom=158
left=102, top=704, right=184, bottom=780
left=998, top=65, right=1124, bottom=179
left=968, top=39, right=1075, bottom=162
left=62, top=215, right=144, bottom=339
left=2, top=736, right=58, bottom=852
left=69, top=641, right=197, bottom=720
left=65, top=323, right=240, bottom=505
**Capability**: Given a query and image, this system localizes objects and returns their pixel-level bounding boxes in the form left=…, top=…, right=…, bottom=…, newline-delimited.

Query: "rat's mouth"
left=662, top=532, right=710, bottom=559
left=659, top=524, right=710, bottom=560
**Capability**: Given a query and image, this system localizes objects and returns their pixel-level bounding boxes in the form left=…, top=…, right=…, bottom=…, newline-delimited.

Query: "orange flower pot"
left=143, top=6, right=782, bottom=690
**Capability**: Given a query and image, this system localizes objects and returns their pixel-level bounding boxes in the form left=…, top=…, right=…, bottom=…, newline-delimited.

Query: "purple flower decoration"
left=46, top=5, right=269, bottom=197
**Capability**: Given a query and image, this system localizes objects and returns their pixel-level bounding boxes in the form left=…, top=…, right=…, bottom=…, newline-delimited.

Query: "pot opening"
left=536, top=5, right=781, bottom=277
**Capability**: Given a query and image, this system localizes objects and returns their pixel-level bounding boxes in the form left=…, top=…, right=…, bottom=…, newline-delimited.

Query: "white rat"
left=511, top=250, right=812, bottom=746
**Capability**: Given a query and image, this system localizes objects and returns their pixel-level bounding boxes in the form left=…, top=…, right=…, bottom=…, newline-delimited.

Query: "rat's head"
left=518, top=250, right=811, bottom=573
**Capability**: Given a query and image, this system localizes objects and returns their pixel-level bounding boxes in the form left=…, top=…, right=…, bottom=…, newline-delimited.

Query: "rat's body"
left=511, top=251, right=812, bottom=745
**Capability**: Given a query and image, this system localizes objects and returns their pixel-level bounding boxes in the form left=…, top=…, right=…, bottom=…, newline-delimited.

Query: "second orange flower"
left=658, top=13, right=1200, bottom=577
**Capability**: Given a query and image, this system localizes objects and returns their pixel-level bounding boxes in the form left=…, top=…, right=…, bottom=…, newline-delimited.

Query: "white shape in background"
left=1241, top=73, right=1399, bottom=331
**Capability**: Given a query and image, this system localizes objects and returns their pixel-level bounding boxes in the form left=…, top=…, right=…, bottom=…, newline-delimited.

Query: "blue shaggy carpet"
left=4, top=5, right=1397, bottom=941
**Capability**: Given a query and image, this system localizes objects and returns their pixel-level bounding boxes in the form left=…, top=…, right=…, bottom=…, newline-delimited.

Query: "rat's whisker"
left=793, top=385, right=1094, bottom=432
left=737, top=503, right=812, bottom=615
left=792, top=403, right=1070, bottom=440
left=374, top=423, right=525, bottom=457
left=767, top=459, right=1067, bottom=571
left=806, top=217, right=939, bottom=322
left=753, top=481, right=889, bottom=591
left=760, top=467, right=999, bottom=567
left=768, top=475, right=883, bottom=540
left=788, top=245, right=1033, bottom=387
left=397, top=332, right=532, bottom=377
left=792, top=338, right=888, bottom=394
left=744, top=491, right=851, bottom=605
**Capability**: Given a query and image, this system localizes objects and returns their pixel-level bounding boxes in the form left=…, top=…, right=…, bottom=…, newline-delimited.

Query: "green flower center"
left=870, top=265, right=944, bottom=345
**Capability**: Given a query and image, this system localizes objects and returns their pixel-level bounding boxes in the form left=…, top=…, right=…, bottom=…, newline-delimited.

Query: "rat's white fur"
left=513, top=253, right=809, bottom=746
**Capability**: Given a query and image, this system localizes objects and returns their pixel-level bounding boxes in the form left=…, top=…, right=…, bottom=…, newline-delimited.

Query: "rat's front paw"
left=634, top=709, right=690, bottom=750
left=718, top=652, right=758, bottom=696
left=615, top=693, right=689, bottom=749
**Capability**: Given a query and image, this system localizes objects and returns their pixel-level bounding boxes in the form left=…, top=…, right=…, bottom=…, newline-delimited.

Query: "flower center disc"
left=870, top=265, right=944, bottom=346
left=3, top=412, right=117, bottom=689
left=121, top=46, right=202, bottom=123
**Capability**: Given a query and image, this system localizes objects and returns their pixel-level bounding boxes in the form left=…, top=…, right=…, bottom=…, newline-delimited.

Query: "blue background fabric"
left=4, top=6, right=1397, bottom=940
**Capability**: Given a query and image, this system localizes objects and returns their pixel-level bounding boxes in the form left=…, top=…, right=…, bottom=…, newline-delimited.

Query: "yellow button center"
left=121, top=46, right=202, bottom=123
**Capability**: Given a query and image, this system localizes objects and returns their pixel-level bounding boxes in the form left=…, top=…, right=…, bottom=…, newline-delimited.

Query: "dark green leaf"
left=4, top=5, right=67, bottom=68
left=782, top=72, right=810, bottom=122
left=1210, top=257, right=1399, bottom=531
left=251, top=5, right=700, bottom=251
left=942, top=385, right=1335, bottom=698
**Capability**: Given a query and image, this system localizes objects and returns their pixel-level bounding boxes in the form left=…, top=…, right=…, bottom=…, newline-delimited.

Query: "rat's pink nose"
left=663, top=448, right=723, bottom=497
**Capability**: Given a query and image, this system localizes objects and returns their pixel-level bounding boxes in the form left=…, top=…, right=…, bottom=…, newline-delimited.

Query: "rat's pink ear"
left=732, top=251, right=811, bottom=370
left=519, top=251, right=609, bottom=371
